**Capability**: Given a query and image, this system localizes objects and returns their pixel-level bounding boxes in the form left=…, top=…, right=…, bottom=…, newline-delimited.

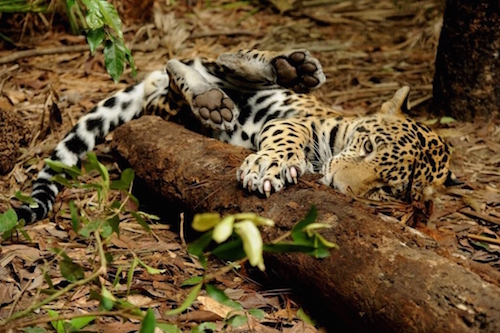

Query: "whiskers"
left=309, top=133, right=332, bottom=173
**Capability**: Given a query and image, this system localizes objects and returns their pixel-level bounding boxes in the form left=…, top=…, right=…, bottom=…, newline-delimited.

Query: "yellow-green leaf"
left=192, top=213, right=221, bottom=232
left=213, top=215, right=235, bottom=243
left=234, top=220, right=265, bottom=271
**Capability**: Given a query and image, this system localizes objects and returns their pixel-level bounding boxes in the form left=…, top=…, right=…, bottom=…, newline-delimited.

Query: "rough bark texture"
left=112, top=116, right=500, bottom=332
left=432, top=0, right=500, bottom=121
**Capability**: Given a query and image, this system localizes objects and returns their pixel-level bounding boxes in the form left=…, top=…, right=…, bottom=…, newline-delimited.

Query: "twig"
left=0, top=230, right=107, bottom=327
left=188, top=30, right=261, bottom=39
left=7, top=278, right=32, bottom=318
left=203, top=258, right=247, bottom=283
left=0, top=43, right=158, bottom=65
left=0, top=45, right=92, bottom=65
left=6, top=310, right=139, bottom=330
left=460, top=208, right=500, bottom=226
left=467, top=234, right=500, bottom=246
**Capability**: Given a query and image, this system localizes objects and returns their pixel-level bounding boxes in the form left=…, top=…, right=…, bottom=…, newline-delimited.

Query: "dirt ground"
left=1, top=0, right=500, bottom=332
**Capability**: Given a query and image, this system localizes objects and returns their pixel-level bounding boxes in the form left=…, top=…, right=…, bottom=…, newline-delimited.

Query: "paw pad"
left=273, top=51, right=324, bottom=91
left=194, top=89, right=236, bottom=127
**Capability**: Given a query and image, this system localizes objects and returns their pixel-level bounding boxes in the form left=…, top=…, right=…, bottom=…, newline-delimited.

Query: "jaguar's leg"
left=216, top=49, right=326, bottom=92
left=166, top=59, right=239, bottom=132
left=237, top=118, right=315, bottom=196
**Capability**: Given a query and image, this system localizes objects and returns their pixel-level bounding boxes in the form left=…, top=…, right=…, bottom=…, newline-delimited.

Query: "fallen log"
left=112, top=116, right=500, bottom=332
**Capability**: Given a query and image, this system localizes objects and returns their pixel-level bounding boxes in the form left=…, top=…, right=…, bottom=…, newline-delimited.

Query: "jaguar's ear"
left=380, top=86, right=411, bottom=116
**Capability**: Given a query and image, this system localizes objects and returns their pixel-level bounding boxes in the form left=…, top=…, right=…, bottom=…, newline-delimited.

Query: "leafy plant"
left=166, top=206, right=337, bottom=325
left=0, top=154, right=335, bottom=331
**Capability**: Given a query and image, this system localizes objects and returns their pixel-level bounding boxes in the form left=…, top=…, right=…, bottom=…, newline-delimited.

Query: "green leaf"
left=137, top=257, right=167, bottom=274
left=100, top=286, right=116, bottom=311
left=115, top=299, right=143, bottom=316
left=191, top=322, right=217, bottom=333
left=86, top=152, right=109, bottom=188
left=113, top=266, right=122, bottom=288
left=314, top=233, right=338, bottom=249
left=227, top=314, right=247, bottom=328
left=44, top=271, right=54, bottom=289
left=110, top=168, right=135, bottom=190
left=18, top=226, right=32, bottom=242
left=156, top=323, right=181, bottom=333
left=139, top=309, right=156, bottom=333
left=15, top=190, right=36, bottom=206
left=69, top=315, right=95, bottom=330
left=0, top=209, right=18, bottom=234
left=50, top=174, right=74, bottom=188
left=104, top=38, right=125, bottom=83
left=181, top=276, right=203, bottom=287
left=44, top=158, right=82, bottom=179
left=127, top=257, right=138, bottom=295
left=130, top=211, right=150, bottom=232
left=165, top=283, right=202, bottom=315
left=222, top=299, right=243, bottom=310
left=87, top=27, right=105, bottom=54
left=105, top=252, right=114, bottom=264
left=95, top=0, right=123, bottom=38
left=291, top=206, right=318, bottom=243
left=192, top=213, right=221, bottom=232
left=297, top=307, right=315, bottom=325
left=100, top=221, right=113, bottom=238
left=86, top=10, right=104, bottom=30
left=107, top=214, right=120, bottom=236
left=66, top=0, right=75, bottom=9
left=124, top=45, right=137, bottom=77
left=59, top=258, right=84, bottom=282
left=248, top=308, right=265, bottom=320
left=47, top=309, right=65, bottom=333
left=78, top=219, right=99, bottom=238
left=205, top=284, right=229, bottom=303
left=50, top=248, right=71, bottom=261
left=310, top=244, right=331, bottom=259
left=187, top=231, right=213, bottom=257
left=69, top=201, right=80, bottom=232
left=440, top=116, right=457, bottom=124
left=211, top=239, right=246, bottom=261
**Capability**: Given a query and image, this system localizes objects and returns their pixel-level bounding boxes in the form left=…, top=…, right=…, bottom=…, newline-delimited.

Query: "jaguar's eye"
left=363, top=139, right=374, bottom=154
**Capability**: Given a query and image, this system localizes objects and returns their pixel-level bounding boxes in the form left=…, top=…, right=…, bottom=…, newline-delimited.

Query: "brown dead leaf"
left=127, top=294, right=155, bottom=307
left=178, top=310, right=222, bottom=322
left=0, top=245, right=43, bottom=265
left=0, top=282, right=17, bottom=306
left=286, top=321, right=318, bottom=333
left=239, top=292, right=274, bottom=309
left=198, top=295, right=236, bottom=319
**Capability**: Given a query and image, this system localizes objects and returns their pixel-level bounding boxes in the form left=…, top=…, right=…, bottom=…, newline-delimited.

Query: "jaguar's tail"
left=15, top=70, right=170, bottom=224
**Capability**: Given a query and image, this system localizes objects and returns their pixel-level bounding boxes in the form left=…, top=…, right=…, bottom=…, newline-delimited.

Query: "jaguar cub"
left=15, top=49, right=457, bottom=224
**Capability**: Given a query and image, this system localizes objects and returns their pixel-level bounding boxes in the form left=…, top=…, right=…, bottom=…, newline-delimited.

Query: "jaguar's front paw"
left=236, top=151, right=310, bottom=197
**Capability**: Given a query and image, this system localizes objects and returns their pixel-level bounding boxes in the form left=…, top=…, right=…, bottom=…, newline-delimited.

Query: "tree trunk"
left=112, top=116, right=500, bottom=332
left=432, top=0, right=500, bottom=121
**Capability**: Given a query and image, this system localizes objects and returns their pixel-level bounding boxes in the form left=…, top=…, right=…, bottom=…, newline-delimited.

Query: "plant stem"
left=0, top=231, right=107, bottom=327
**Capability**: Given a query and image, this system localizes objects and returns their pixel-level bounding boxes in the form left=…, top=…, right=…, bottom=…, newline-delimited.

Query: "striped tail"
left=16, top=70, right=170, bottom=224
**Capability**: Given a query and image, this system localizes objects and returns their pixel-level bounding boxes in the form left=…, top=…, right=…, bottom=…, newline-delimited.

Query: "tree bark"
left=432, top=0, right=500, bottom=121
left=112, top=116, right=500, bottom=332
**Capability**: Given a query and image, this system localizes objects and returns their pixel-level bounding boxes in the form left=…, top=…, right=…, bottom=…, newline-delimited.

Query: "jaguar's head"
left=321, top=86, right=458, bottom=202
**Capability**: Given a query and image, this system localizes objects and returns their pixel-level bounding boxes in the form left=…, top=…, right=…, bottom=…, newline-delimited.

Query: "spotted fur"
left=15, top=49, right=456, bottom=223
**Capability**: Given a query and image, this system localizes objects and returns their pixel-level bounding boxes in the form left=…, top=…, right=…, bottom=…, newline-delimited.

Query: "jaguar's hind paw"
left=273, top=50, right=326, bottom=92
